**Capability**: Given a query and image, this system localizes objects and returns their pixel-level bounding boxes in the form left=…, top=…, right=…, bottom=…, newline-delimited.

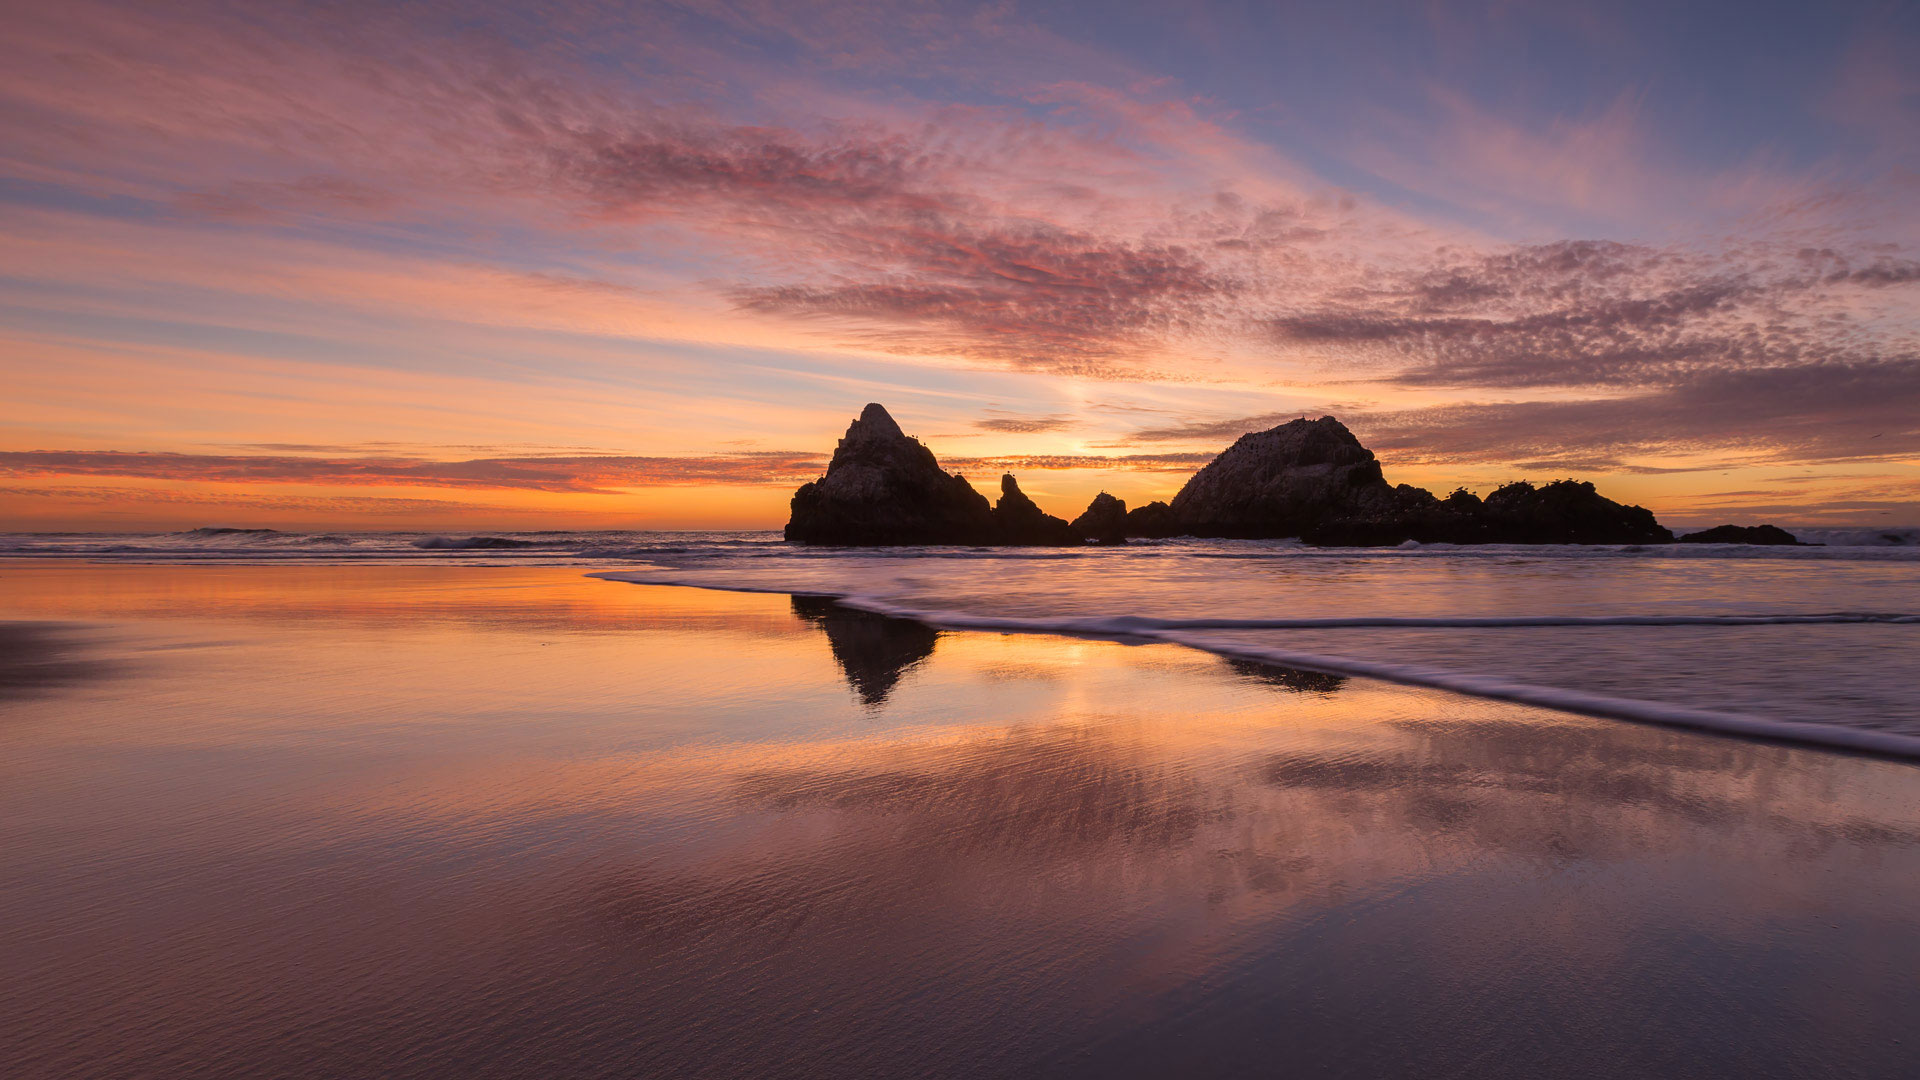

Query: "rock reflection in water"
left=572, top=703, right=1920, bottom=1079
left=790, top=595, right=940, bottom=707
left=5, top=569, right=1920, bottom=1080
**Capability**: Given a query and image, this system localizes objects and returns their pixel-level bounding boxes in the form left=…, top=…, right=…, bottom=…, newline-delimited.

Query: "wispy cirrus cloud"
left=1128, top=357, right=1920, bottom=472
left=0, top=446, right=1216, bottom=494
left=971, top=411, right=1080, bottom=434
left=945, top=452, right=1212, bottom=473
left=3, top=0, right=1918, bottom=528
left=0, top=450, right=830, bottom=493
left=0, top=485, right=529, bottom=516
left=9, top=0, right=1911, bottom=388
left=1269, top=240, right=1920, bottom=390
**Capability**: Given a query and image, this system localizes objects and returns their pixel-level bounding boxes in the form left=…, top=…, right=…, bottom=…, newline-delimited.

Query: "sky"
left=2, top=0, right=1916, bottom=532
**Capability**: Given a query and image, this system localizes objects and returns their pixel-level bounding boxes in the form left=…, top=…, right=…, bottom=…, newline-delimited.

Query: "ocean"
left=8, top=527, right=1918, bottom=748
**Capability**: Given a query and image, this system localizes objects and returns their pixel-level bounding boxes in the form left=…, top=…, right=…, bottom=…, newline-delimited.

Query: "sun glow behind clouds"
left=1, top=0, right=1916, bottom=529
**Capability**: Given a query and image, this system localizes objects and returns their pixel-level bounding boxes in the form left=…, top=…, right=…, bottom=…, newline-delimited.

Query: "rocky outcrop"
left=1071, top=492, right=1128, bottom=545
left=786, top=405, right=1084, bottom=546
left=788, top=404, right=1675, bottom=547
left=1154, top=416, right=1671, bottom=546
left=992, top=474, right=1082, bottom=546
left=1123, top=500, right=1178, bottom=538
left=1302, top=484, right=1486, bottom=546
left=785, top=404, right=997, bottom=545
left=1474, top=480, right=1672, bottom=544
left=1678, top=524, right=1804, bottom=545
left=1166, top=417, right=1397, bottom=538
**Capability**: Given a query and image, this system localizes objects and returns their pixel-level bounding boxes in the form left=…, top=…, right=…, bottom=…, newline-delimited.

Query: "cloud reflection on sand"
left=3, top=567, right=1919, bottom=1078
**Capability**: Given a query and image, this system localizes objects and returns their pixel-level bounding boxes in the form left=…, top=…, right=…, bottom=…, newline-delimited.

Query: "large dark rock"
left=785, top=404, right=997, bottom=545
left=1303, top=485, right=1486, bottom=546
left=789, top=404, right=1675, bottom=547
left=1071, top=492, right=1128, bottom=545
left=1475, top=480, right=1672, bottom=544
left=1123, top=500, right=1178, bottom=538
left=1165, top=416, right=1401, bottom=538
left=785, top=404, right=1081, bottom=546
left=992, top=474, right=1082, bottom=546
left=1678, top=524, right=1804, bottom=545
left=1146, top=415, right=1671, bottom=546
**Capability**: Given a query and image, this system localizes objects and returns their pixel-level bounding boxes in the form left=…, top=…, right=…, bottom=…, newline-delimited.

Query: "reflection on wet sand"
left=736, top=724, right=1210, bottom=848
left=575, top=698, right=1920, bottom=1077
left=0, top=622, right=110, bottom=700
left=2, top=566, right=1918, bottom=1079
left=789, top=596, right=939, bottom=707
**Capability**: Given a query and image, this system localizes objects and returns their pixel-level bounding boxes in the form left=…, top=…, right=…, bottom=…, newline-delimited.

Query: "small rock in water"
left=1677, top=524, right=1804, bottom=545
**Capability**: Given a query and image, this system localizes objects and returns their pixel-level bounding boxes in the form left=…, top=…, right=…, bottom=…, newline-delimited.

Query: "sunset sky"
left=3, top=0, right=1917, bottom=531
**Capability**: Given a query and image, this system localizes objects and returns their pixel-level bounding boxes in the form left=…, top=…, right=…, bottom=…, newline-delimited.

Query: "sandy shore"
left=2, top=562, right=1917, bottom=1078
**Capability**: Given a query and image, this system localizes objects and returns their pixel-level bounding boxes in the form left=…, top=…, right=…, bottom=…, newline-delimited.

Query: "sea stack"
left=1166, top=416, right=1400, bottom=538
left=785, top=404, right=997, bottom=545
left=992, top=474, right=1082, bottom=546
left=785, top=404, right=1079, bottom=546
left=1161, top=415, right=1671, bottom=545
left=787, top=405, right=1675, bottom=547
left=1071, top=492, right=1129, bottom=545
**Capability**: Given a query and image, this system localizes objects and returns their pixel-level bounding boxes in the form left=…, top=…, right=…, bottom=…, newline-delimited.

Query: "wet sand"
left=2, top=562, right=1917, bottom=1078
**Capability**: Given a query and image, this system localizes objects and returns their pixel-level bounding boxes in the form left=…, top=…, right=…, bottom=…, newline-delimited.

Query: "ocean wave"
left=411, top=535, right=549, bottom=549
left=5, top=528, right=1920, bottom=563
left=1794, top=526, right=1920, bottom=547
left=591, top=570, right=1920, bottom=760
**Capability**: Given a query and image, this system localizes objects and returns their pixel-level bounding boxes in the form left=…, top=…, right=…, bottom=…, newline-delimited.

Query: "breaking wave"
left=591, top=569, right=1920, bottom=761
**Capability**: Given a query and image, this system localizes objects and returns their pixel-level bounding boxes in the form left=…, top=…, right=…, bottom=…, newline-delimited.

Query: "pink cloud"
left=0, top=450, right=830, bottom=492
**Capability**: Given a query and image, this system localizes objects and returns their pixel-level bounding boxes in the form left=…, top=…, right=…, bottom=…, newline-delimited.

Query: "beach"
left=4, top=560, right=1918, bottom=1078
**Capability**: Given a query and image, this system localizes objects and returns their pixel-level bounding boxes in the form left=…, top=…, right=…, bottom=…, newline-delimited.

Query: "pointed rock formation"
left=1071, top=492, right=1129, bottom=545
left=785, top=403, right=996, bottom=545
left=785, top=405, right=1082, bottom=546
left=787, top=404, right=1673, bottom=547
left=992, top=474, right=1083, bottom=546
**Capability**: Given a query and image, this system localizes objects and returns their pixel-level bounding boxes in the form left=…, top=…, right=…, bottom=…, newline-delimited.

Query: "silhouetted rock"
left=790, top=596, right=939, bottom=707
left=1071, top=492, right=1128, bottom=545
left=1123, top=500, right=1178, bottom=538
left=790, top=404, right=1673, bottom=547
left=1165, top=416, right=1402, bottom=538
left=1476, top=480, right=1672, bottom=544
left=1303, top=484, right=1486, bottom=546
left=1144, top=415, right=1671, bottom=546
left=1678, top=524, right=1804, bottom=545
left=785, top=404, right=997, bottom=545
left=992, top=474, right=1083, bottom=546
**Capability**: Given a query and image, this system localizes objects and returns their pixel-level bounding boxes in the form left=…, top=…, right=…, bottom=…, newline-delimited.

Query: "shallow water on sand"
left=2, top=563, right=1918, bottom=1078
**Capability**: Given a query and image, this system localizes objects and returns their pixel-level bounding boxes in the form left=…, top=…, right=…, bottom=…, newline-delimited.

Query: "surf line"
left=589, top=571, right=1920, bottom=762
